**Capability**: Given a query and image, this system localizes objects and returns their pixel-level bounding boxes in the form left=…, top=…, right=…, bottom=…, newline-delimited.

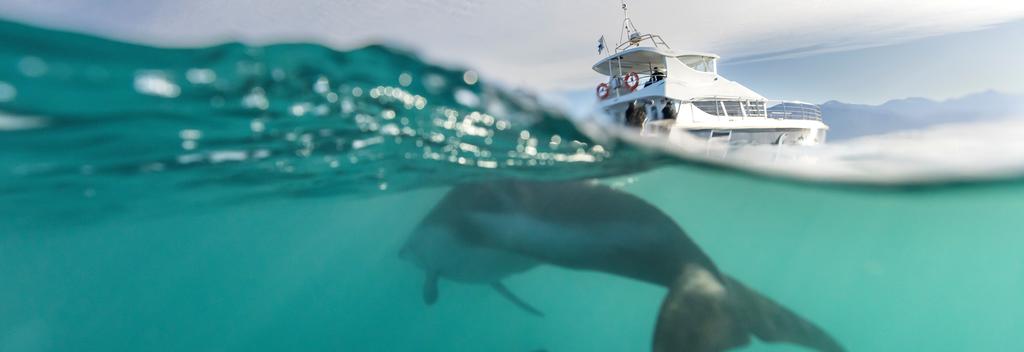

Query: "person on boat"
left=609, top=74, right=625, bottom=96
left=645, top=67, right=665, bottom=87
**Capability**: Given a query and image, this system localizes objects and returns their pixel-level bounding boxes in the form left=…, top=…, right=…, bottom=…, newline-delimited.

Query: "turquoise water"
left=2, top=19, right=1024, bottom=352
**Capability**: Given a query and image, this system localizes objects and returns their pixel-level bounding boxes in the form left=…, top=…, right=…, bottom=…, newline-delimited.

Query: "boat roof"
left=592, top=47, right=720, bottom=76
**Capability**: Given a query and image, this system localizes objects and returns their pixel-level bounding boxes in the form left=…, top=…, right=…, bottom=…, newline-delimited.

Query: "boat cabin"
left=592, top=47, right=725, bottom=99
left=593, top=48, right=718, bottom=77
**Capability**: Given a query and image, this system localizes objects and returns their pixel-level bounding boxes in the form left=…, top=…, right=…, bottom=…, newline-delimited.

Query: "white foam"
left=584, top=117, right=1024, bottom=185
left=0, top=112, right=48, bottom=131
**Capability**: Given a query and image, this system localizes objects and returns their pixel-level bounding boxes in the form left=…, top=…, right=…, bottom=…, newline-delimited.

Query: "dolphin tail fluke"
left=491, top=282, right=545, bottom=317
left=721, top=275, right=846, bottom=352
left=653, top=265, right=749, bottom=352
left=653, top=267, right=845, bottom=352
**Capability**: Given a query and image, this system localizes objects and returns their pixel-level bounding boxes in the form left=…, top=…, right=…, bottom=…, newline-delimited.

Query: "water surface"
left=2, top=19, right=1023, bottom=352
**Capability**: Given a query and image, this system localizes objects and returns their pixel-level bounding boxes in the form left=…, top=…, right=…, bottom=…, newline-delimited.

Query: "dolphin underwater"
left=400, top=189, right=545, bottom=316
left=401, top=180, right=845, bottom=352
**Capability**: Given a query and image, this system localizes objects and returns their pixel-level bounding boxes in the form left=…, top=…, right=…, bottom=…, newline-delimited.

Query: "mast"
left=619, top=0, right=642, bottom=48
left=615, top=1, right=668, bottom=50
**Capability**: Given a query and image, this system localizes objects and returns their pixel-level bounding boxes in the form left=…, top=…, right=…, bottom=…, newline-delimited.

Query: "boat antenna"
left=619, top=0, right=643, bottom=48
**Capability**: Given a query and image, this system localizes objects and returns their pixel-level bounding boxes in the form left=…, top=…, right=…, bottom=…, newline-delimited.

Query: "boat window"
left=743, top=101, right=766, bottom=117
left=692, top=101, right=724, bottom=116
left=722, top=101, right=743, bottom=117
left=692, top=100, right=767, bottom=117
left=679, top=55, right=716, bottom=73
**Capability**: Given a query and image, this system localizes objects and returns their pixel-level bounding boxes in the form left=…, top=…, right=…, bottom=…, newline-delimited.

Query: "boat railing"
left=608, top=72, right=662, bottom=98
left=615, top=33, right=671, bottom=52
left=765, top=100, right=822, bottom=121
left=688, top=98, right=821, bottom=121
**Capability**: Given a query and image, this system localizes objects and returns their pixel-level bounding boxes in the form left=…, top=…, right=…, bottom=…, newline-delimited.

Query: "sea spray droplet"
left=185, top=68, right=216, bottom=84
left=314, top=76, right=330, bottom=94
left=0, top=81, right=16, bottom=102
left=209, top=150, right=248, bottom=164
left=134, top=72, right=181, bottom=98
left=462, top=70, right=478, bottom=85
left=290, top=103, right=309, bottom=117
left=17, top=56, right=47, bottom=77
left=399, top=72, right=413, bottom=87
left=242, top=88, right=269, bottom=110
left=249, top=120, right=266, bottom=133
left=455, top=89, right=480, bottom=107
left=423, top=73, right=445, bottom=92
left=178, top=129, right=202, bottom=140
left=0, top=112, right=47, bottom=131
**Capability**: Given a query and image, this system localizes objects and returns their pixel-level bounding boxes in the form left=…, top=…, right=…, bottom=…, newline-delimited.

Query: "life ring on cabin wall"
left=624, top=72, right=640, bottom=91
left=596, top=83, right=610, bottom=99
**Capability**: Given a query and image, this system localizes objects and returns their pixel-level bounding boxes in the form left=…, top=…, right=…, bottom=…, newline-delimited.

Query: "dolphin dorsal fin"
left=491, top=282, right=544, bottom=317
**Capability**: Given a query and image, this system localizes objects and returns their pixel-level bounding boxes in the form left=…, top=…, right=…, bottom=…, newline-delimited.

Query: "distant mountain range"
left=822, top=91, right=1024, bottom=140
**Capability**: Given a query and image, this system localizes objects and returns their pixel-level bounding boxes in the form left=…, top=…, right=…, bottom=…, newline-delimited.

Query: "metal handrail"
left=615, top=33, right=671, bottom=52
left=688, top=98, right=822, bottom=121
left=765, top=101, right=822, bottom=121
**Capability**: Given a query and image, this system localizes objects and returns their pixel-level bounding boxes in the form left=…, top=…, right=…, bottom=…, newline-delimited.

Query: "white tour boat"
left=592, top=3, right=828, bottom=146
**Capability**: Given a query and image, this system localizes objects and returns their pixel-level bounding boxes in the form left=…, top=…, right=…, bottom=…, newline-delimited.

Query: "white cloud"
left=1, top=0, right=1022, bottom=91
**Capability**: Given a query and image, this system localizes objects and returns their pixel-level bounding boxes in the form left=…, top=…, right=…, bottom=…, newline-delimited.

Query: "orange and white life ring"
left=596, top=83, right=610, bottom=99
left=624, top=72, right=640, bottom=91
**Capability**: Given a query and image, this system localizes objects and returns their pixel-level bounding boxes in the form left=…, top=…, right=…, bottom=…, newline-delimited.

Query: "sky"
left=721, top=19, right=1024, bottom=105
left=0, top=0, right=1022, bottom=105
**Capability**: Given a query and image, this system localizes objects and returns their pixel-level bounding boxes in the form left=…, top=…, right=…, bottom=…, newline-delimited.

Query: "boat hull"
left=598, top=98, right=829, bottom=146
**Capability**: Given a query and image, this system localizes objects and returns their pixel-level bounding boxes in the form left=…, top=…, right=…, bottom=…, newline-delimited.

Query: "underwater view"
left=2, top=11, right=1024, bottom=352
